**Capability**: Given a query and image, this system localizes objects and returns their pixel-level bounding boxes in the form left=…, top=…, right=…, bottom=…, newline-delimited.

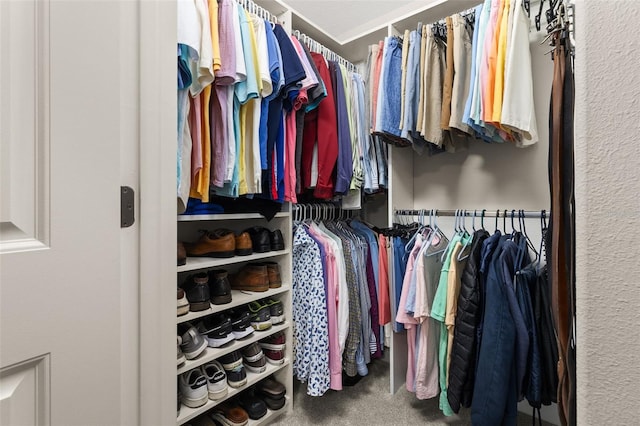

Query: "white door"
left=0, top=0, right=139, bottom=424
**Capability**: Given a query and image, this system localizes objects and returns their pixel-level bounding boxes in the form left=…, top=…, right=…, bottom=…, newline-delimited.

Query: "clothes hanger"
left=472, top=210, right=477, bottom=232
left=520, top=210, right=540, bottom=262
left=405, top=209, right=427, bottom=252
left=440, top=209, right=461, bottom=263
left=425, top=209, right=447, bottom=258
left=457, top=210, right=472, bottom=261
left=503, top=209, right=508, bottom=235
left=481, top=209, right=486, bottom=231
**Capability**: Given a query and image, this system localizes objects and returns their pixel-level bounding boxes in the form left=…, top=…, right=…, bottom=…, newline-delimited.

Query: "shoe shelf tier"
left=178, top=285, right=291, bottom=324
left=178, top=250, right=290, bottom=273
left=177, top=359, right=291, bottom=425
left=246, top=396, right=290, bottom=426
left=178, top=212, right=290, bottom=222
left=178, top=322, right=290, bottom=375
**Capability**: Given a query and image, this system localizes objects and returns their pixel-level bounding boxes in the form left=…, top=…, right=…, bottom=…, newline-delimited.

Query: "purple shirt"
left=329, top=61, right=353, bottom=194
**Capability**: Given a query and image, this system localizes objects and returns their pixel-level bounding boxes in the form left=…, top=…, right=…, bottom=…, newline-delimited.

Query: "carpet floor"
left=271, top=355, right=554, bottom=426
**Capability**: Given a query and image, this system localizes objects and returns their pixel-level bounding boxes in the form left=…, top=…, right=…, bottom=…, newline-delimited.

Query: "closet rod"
left=293, top=203, right=358, bottom=221
left=394, top=209, right=549, bottom=219
left=239, top=0, right=278, bottom=24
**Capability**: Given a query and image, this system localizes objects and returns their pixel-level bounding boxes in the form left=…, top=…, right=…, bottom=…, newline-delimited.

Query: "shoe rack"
left=177, top=207, right=293, bottom=426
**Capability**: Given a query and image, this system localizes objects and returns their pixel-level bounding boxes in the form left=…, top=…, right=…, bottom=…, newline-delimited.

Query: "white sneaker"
left=201, top=361, right=228, bottom=400
left=177, top=288, right=189, bottom=316
left=179, top=368, right=208, bottom=408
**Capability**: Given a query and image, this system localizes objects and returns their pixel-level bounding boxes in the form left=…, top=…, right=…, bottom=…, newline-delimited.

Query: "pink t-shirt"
left=378, top=234, right=391, bottom=325
left=412, top=246, right=440, bottom=400
left=307, top=224, right=342, bottom=390
left=395, top=235, right=423, bottom=392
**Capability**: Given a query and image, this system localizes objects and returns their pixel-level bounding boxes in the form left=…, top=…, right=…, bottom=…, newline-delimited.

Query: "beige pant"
left=449, top=14, right=473, bottom=135
left=420, top=26, right=445, bottom=146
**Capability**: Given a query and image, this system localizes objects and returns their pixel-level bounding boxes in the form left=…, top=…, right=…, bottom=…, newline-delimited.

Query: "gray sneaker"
left=179, top=324, right=208, bottom=360
left=177, top=336, right=186, bottom=366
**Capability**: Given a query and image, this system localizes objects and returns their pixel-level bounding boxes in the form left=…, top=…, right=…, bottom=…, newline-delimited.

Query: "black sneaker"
left=238, top=390, right=268, bottom=420
left=248, top=301, right=272, bottom=331
left=196, top=314, right=234, bottom=348
left=263, top=298, right=284, bottom=324
left=230, top=309, right=254, bottom=339
left=242, top=343, right=266, bottom=373
left=220, top=350, right=243, bottom=370
left=225, top=364, right=247, bottom=388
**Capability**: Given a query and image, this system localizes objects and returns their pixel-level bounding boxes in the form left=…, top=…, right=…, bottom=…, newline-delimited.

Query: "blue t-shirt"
left=259, top=22, right=282, bottom=170
left=261, top=24, right=306, bottom=199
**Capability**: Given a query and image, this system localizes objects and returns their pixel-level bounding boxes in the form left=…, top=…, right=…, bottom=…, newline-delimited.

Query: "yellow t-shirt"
left=189, top=88, right=211, bottom=202
left=492, top=0, right=512, bottom=123
left=208, top=0, right=221, bottom=74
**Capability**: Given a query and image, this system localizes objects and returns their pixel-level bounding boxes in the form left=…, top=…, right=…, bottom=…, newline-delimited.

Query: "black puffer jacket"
left=447, top=229, right=490, bottom=413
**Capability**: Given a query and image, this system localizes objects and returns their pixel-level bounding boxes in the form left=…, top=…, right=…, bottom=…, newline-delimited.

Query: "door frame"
left=138, top=0, right=176, bottom=424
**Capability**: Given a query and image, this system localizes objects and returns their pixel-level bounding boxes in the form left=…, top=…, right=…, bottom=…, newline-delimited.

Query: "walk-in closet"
left=1, top=1, right=636, bottom=426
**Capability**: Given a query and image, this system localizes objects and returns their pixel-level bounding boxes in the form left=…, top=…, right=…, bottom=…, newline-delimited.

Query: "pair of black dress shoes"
left=245, top=227, right=284, bottom=253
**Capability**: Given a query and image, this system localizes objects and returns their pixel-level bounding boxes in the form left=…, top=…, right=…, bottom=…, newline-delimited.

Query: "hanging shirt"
left=190, top=0, right=214, bottom=96
left=491, top=0, right=513, bottom=124
left=431, top=234, right=464, bottom=416
left=260, top=22, right=282, bottom=171
left=292, top=225, right=330, bottom=396
left=481, top=0, right=505, bottom=122
left=208, top=0, right=221, bottom=74
left=177, top=44, right=194, bottom=209
left=209, top=0, right=235, bottom=189
left=307, top=223, right=342, bottom=391
left=331, top=61, right=354, bottom=195
left=502, top=0, right=539, bottom=145
left=414, top=232, right=448, bottom=400
left=319, top=223, right=350, bottom=356
left=241, top=11, right=263, bottom=195
left=396, top=234, right=424, bottom=392
left=188, top=95, right=203, bottom=200
left=178, top=93, right=192, bottom=212
left=445, top=241, right=471, bottom=385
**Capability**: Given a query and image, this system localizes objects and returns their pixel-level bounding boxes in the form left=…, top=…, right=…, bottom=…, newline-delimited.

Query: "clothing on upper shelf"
left=291, top=218, right=388, bottom=396
left=389, top=218, right=558, bottom=423
left=367, top=0, right=538, bottom=154
left=176, top=0, right=388, bottom=213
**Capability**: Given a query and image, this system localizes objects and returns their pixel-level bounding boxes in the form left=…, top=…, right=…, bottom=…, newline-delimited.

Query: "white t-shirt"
left=177, top=0, right=200, bottom=53
left=502, top=0, right=539, bottom=146
left=189, top=0, right=214, bottom=96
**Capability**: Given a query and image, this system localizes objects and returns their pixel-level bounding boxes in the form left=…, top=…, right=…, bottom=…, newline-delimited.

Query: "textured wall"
left=574, top=1, right=640, bottom=423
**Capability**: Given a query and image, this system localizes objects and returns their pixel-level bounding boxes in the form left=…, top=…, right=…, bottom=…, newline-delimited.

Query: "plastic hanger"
left=404, top=209, right=427, bottom=252
left=439, top=210, right=460, bottom=263
left=457, top=210, right=472, bottom=262
left=520, top=210, right=540, bottom=262
left=425, top=209, right=448, bottom=258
